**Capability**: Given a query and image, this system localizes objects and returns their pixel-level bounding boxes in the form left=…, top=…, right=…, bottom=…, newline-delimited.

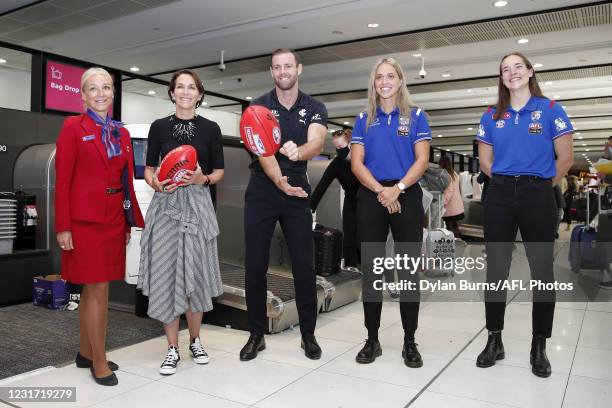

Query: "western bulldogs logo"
left=496, top=120, right=505, bottom=129
left=399, top=116, right=410, bottom=125
left=531, top=110, right=542, bottom=121
left=555, top=118, right=567, bottom=132
left=477, top=124, right=486, bottom=137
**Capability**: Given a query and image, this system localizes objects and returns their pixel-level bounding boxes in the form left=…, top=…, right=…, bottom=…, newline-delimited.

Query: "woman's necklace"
left=170, top=112, right=197, bottom=142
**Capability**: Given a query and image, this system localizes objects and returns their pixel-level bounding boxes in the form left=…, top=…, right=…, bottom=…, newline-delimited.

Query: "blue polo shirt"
left=351, top=106, right=431, bottom=181
left=476, top=96, right=573, bottom=179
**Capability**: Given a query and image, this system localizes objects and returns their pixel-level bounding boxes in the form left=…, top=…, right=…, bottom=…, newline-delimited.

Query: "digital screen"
left=44, top=59, right=114, bottom=116
left=131, top=138, right=147, bottom=179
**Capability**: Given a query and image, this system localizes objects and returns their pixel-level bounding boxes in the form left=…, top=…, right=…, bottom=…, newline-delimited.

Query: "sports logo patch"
left=397, top=125, right=409, bottom=136
left=311, top=113, right=321, bottom=121
left=298, top=108, right=307, bottom=118
left=528, top=122, right=542, bottom=135
left=502, top=112, right=511, bottom=120
left=555, top=118, right=567, bottom=132
left=477, top=124, right=486, bottom=137
left=531, top=110, right=542, bottom=121
left=272, top=127, right=281, bottom=144
left=271, top=109, right=279, bottom=117
left=399, top=116, right=410, bottom=125
left=496, top=120, right=505, bottom=129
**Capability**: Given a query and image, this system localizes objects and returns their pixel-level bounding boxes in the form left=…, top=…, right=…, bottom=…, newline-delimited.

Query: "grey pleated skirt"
left=137, top=184, right=223, bottom=324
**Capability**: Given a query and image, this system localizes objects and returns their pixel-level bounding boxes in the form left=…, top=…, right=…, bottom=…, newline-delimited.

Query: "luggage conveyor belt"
left=207, top=263, right=361, bottom=333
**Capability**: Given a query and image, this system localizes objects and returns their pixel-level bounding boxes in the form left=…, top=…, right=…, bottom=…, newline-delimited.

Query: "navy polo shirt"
left=351, top=106, right=431, bottom=181
left=476, top=96, right=573, bottom=179
left=249, top=89, right=327, bottom=176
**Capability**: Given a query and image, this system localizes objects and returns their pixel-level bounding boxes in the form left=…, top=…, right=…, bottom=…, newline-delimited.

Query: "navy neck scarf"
left=86, top=108, right=124, bottom=159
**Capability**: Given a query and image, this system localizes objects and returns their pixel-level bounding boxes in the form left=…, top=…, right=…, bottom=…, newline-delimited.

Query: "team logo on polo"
left=311, top=113, right=321, bottom=121
left=554, top=118, right=567, bottom=132
left=502, top=112, right=511, bottom=120
left=298, top=109, right=307, bottom=118
left=477, top=124, right=486, bottom=137
left=528, top=122, right=542, bottom=135
left=397, top=125, right=409, bottom=136
left=496, top=120, right=505, bottom=128
left=399, top=116, right=410, bottom=125
left=531, top=111, right=542, bottom=121
left=271, top=109, right=279, bottom=118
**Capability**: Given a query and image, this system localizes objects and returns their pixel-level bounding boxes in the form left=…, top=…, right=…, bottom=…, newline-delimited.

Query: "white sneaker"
left=159, top=346, right=180, bottom=375
left=189, top=338, right=210, bottom=364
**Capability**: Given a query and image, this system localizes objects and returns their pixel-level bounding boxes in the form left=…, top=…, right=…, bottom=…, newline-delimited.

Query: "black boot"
left=402, top=341, right=423, bottom=368
left=530, top=335, right=551, bottom=378
left=476, top=331, right=505, bottom=368
left=301, top=333, right=322, bottom=360
left=355, top=338, right=382, bottom=364
left=239, top=333, right=265, bottom=361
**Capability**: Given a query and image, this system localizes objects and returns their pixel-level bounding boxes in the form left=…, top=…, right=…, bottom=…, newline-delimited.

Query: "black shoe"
left=530, top=335, right=552, bottom=378
left=402, top=341, right=423, bottom=368
left=76, top=352, right=119, bottom=371
left=301, top=333, right=322, bottom=360
left=89, top=366, right=118, bottom=386
left=476, top=331, right=505, bottom=368
left=240, top=333, right=265, bottom=361
left=355, top=338, right=382, bottom=364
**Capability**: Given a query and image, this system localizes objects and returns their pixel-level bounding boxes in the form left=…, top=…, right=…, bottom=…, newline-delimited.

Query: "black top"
left=146, top=115, right=224, bottom=173
left=249, top=89, right=327, bottom=176
left=310, top=150, right=360, bottom=211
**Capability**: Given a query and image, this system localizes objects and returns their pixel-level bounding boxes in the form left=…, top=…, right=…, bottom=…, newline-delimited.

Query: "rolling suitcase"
left=313, top=224, right=343, bottom=276
left=424, top=191, right=456, bottom=276
left=568, top=187, right=606, bottom=272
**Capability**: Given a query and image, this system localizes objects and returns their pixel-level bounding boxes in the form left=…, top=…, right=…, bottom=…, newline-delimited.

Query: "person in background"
left=55, top=67, right=144, bottom=386
left=562, top=175, right=578, bottom=230
left=310, top=129, right=360, bottom=268
left=438, top=155, right=464, bottom=238
left=597, top=136, right=612, bottom=289
left=138, top=69, right=225, bottom=376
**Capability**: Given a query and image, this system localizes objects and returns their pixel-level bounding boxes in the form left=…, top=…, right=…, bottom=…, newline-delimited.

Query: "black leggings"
left=358, top=183, right=423, bottom=340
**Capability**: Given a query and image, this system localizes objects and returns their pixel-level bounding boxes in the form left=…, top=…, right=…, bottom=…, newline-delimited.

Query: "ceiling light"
left=343, top=121, right=350, bottom=125
left=437, top=134, right=443, bottom=138
left=517, top=38, right=529, bottom=44
left=467, top=89, right=472, bottom=93
left=553, top=95, right=560, bottom=99
left=245, top=96, right=252, bottom=100
left=544, top=81, right=552, bottom=86
left=576, top=132, right=581, bottom=135
left=147, top=90, right=156, bottom=95
left=533, top=63, right=543, bottom=68
left=201, top=101, right=207, bottom=105
left=441, top=72, right=451, bottom=78
left=0, top=58, right=6, bottom=64
left=412, top=53, right=422, bottom=58
left=578, top=136, right=583, bottom=139
left=493, top=0, right=508, bottom=7
left=446, top=149, right=451, bottom=152
left=129, top=66, right=140, bottom=72
left=467, top=127, right=473, bottom=130
left=367, top=23, right=379, bottom=28
left=582, top=143, right=587, bottom=146
left=586, top=149, right=590, bottom=152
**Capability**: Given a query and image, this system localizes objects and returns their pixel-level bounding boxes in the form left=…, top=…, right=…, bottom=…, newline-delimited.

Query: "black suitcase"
left=313, top=225, right=343, bottom=276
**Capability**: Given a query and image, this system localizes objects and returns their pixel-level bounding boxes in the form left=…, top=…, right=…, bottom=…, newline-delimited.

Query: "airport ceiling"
left=0, top=0, right=611, bottom=169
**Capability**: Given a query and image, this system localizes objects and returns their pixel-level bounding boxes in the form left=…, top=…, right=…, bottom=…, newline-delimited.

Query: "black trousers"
left=358, top=183, right=423, bottom=339
left=244, top=173, right=318, bottom=336
left=342, top=197, right=359, bottom=267
left=484, top=175, right=557, bottom=337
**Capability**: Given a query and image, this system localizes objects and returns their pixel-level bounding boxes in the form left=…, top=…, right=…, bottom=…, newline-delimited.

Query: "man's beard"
left=275, top=75, right=297, bottom=90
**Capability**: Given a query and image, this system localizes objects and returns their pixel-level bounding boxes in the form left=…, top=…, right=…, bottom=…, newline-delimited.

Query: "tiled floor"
left=2, top=233, right=612, bottom=407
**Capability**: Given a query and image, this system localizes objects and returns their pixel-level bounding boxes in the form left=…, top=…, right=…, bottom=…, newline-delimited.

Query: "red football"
left=240, top=105, right=282, bottom=157
left=158, top=145, right=198, bottom=186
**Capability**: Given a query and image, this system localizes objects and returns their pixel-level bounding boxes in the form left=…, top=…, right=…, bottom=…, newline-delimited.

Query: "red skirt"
left=61, top=219, right=126, bottom=284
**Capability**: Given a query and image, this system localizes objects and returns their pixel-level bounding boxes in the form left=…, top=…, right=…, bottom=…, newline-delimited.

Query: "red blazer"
left=55, top=113, right=145, bottom=233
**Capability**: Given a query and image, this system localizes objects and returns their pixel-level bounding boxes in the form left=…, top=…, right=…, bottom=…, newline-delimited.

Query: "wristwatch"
left=396, top=182, right=406, bottom=192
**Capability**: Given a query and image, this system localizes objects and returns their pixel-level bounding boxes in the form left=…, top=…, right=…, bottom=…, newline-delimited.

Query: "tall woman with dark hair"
left=475, top=52, right=573, bottom=377
left=438, top=155, right=464, bottom=238
left=137, top=69, right=224, bottom=376
left=351, top=57, right=431, bottom=367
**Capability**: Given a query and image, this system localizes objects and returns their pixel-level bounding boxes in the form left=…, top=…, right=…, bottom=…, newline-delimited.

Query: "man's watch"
left=396, top=182, right=406, bottom=192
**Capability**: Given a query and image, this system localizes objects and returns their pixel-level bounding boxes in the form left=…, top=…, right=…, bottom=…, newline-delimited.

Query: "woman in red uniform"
left=55, top=67, right=144, bottom=386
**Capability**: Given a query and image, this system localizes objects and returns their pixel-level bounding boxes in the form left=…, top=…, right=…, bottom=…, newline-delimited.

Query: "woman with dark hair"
left=475, top=52, right=573, bottom=377
left=55, top=67, right=144, bottom=386
left=310, top=129, right=360, bottom=268
left=562, top=175, right=578, bottom=230
left=437, top=155, right=464, bottom=237
left=137, top=69, right=224, bottom=376
left=351, top=56, right=431, bottom=367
